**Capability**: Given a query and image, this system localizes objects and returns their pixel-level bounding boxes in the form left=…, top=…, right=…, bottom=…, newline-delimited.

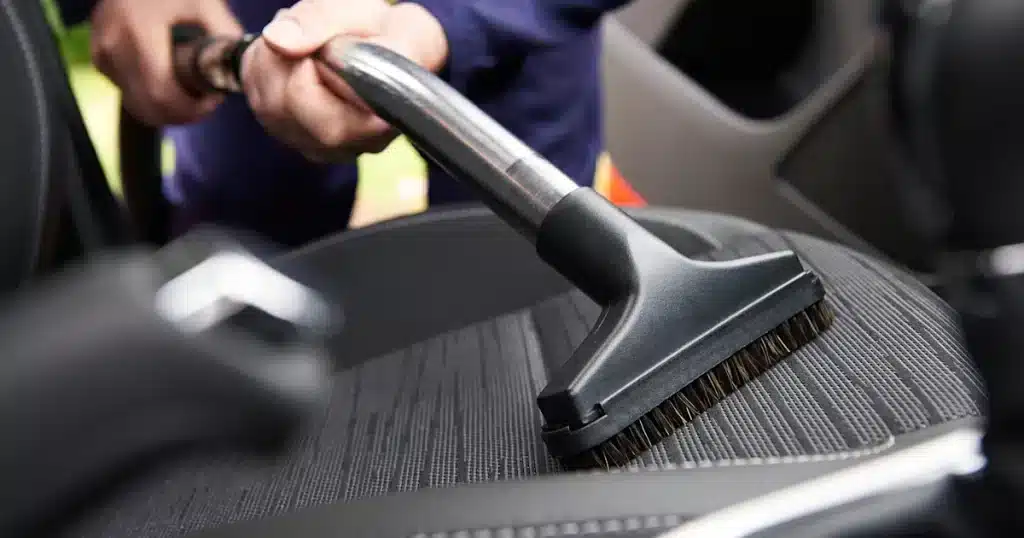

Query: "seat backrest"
left=0, top=0, right=130, bottom=293
left=0, top=0, right=60, bottom=291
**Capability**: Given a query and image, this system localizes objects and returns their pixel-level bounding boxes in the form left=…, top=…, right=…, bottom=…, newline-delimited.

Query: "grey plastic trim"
left=600, top=3, right=925, bottom=272
left=601, top=16, right=880, bottom=232
left=611, top=0, right=690, bottom=45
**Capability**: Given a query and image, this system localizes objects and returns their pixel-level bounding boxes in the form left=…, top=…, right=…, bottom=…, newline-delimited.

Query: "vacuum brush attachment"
left=323, top=42, right=835, bottom=469
left=168, top=29, right=836, bottom=468
left=537, top=193, right=834, bottom=468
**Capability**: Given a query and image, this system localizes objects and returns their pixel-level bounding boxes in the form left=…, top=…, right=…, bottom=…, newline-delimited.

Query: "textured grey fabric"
left=65, top=230, right=984, bottom=538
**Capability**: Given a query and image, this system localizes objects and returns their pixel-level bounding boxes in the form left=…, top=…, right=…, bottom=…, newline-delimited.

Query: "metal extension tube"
left=316, top=41, right=580, bottom=237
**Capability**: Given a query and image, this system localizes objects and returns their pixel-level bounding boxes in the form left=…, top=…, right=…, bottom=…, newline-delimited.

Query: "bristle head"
left=561, top=299, right=836, bottom=471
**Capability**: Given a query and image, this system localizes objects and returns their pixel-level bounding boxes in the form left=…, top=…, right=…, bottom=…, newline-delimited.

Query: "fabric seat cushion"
left=64, top=215, right=984, bottom=538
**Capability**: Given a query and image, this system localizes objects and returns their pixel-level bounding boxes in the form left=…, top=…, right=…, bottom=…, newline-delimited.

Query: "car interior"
left=1, top=0, right=1016, bottom=537
left=604, top=0, right=938, bottom=280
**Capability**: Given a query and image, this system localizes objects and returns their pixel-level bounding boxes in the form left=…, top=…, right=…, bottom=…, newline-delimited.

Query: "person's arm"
left=247, top=0, right=631, bottom=163
left=405, top=0, right=631, bottom=92
left=53, top=0, right=97, bottom=27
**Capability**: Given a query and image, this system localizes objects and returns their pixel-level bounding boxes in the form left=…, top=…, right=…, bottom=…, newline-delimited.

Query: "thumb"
left=262, top=0, right=389, bottom=58
left=315, top=5, right=448, bottom=112
left=197, top=0, right=244, bottom=37
left=368, top=3, right=449, bottom=73
left=317, top=4, right=450, bottom=113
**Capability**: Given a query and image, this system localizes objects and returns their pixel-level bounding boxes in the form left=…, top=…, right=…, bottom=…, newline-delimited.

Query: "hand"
left=91, top=0, right=243, bottom=126
left=241, top=0, right=448, bottom=162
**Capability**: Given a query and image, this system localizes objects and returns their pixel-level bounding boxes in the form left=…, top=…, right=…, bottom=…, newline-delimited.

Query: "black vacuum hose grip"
left=171, top=23, right=253, bottom=97
left=0, top=233, right=334, bottom=537
left=171, top=22, right=208, bottom=46
left=171, top=23, right=214, bottom=97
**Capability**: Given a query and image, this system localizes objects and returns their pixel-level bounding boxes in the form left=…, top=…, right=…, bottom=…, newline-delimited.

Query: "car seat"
left=0, top=1, right=986, bottom=537
left=0, top=0, right=128, bottom=286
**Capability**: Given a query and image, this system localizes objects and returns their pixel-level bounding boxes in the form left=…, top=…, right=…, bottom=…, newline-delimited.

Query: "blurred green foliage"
left=41, top=0, right=92, bottom=65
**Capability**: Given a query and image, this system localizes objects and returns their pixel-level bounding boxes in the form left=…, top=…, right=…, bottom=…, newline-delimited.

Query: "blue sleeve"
left=54, top=0, right=96, bottom=26
left=404, top=0, right=630, bottom=92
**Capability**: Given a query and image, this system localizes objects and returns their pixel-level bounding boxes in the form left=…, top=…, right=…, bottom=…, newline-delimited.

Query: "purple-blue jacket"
left=59, top=0, right=628, bottom=246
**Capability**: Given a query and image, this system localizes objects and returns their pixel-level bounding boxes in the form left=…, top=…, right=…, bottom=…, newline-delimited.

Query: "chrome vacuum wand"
left=317, top=42, right=579, bottom=237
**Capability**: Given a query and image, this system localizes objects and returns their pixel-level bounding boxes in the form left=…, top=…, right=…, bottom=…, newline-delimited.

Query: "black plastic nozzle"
left=534, top=189, right=826, bottom=459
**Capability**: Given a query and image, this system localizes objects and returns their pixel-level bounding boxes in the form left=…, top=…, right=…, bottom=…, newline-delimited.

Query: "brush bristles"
left=563, top=299, right=836, bottom=471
